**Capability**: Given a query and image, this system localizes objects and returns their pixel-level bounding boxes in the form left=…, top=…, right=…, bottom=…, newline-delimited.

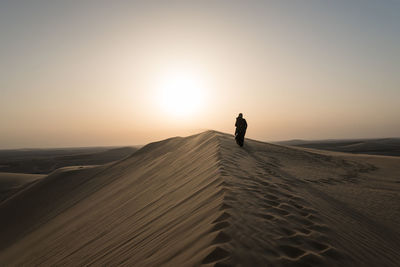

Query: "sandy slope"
left=277, top=138, right=400, bottom=157
left=0, top=146, right=137, bottom=174
left=0, top=131, right=399, bottom=266
left=0, top=172, right=45, bottom=203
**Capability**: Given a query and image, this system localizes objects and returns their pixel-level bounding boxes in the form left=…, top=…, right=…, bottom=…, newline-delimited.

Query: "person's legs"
left=235, top=130, right=245, bottom=147
left=238, top=133, right=244, bottom=147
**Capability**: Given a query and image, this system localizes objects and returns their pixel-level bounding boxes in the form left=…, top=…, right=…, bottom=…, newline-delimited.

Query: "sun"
left=157, top=69, right=205, bottom=117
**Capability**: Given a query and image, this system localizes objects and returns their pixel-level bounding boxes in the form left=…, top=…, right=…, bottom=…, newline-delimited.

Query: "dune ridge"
left=0, top=131, right=399, bottom=266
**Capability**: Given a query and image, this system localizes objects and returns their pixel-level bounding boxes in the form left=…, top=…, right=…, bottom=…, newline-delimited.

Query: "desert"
left=1, top=131, right=399, bottom=266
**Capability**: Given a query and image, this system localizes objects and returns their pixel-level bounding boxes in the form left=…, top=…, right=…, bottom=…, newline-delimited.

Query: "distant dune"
left=0, top=172, right=45, bottom=203
left=0, top=146, right=138, bottom=174
left=0, top=131, right=399, bottom=266
left=276, top=138, right=400, bottom=157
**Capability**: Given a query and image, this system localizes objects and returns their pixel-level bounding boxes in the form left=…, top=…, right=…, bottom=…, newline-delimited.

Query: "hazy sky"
left=1, top=1, right=399, bottom=148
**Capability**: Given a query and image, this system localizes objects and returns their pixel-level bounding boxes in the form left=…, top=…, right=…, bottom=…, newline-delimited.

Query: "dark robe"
left=235, top=117, right=247, bottom=147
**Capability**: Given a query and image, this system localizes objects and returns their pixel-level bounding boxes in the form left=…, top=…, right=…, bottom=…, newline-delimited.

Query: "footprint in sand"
left=212, top=221, right=230, bottom=232
left=202, top=247, right=231, bottom=264
left=213, top=212, right=231, bottom=223
left=306, top=240, right=329, bottom=252
left=270, top=207, right=290, bottom=216
left=264, top=193, right=279, bottom=200
left=264, top=199, right=280, bottom=207
left=278, top=244, right=306, bottom=258
left=213, top=231, right=232, bottom=244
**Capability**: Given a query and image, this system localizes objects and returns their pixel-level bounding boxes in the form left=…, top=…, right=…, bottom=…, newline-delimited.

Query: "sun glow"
left=157, top=69, right=206, bottom=117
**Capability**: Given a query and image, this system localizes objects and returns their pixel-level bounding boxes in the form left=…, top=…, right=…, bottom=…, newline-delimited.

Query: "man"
left=235, top=113, right=247, bottom=147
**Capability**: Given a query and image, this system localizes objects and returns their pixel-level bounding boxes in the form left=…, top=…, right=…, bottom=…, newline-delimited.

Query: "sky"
left=1, top=0, right=399, bottom=149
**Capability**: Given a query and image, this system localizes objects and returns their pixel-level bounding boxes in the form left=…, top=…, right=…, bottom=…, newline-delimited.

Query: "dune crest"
left=0, top=131, right=399, bottom=266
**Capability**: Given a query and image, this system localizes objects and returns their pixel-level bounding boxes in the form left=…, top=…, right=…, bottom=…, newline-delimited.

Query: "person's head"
left=238, top=113, right=243, bottom=118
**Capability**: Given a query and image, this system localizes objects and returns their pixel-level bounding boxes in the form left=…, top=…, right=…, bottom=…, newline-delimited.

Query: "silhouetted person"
left=235, top=113, right=247, bottom=147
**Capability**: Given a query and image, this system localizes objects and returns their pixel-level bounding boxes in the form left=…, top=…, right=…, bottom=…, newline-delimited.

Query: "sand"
left=0, top=172, right=45, bottom=203
left=0, top=130, right=399, bottom=266
left=0, top=146, right=138, bottom=174
left=277, top=138, right=400, bottom=157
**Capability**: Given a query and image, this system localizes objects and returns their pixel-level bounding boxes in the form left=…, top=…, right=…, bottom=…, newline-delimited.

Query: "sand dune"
left=277, top=138, right=400, bottom=157
left=0, top=172, right=45, bottom=203
left=0, top=146, right=138, bottom=174
left=0, top=131, right=399, bottom=266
